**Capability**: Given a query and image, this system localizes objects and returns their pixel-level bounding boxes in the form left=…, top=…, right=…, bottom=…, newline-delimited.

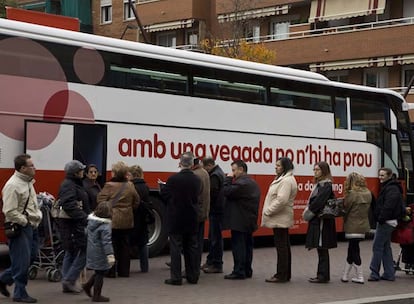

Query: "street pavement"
left=1, top=240, right=414, bottom=304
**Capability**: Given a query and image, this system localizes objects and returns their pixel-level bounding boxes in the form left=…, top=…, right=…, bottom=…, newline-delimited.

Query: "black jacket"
left=131, top=178, right=152, bottom=246
left=56, top=175, right=89, bottom=251
left=305, top=180, right=337, bottom=250
left=373, top=178, right=403, bottom=224
left=82, top=178, right=101, bottom=212
left=160, top=169, right=201, bottom=234
left=223, top=174, right=261, bottom=233
left=209, top=165, right=225, bottom=215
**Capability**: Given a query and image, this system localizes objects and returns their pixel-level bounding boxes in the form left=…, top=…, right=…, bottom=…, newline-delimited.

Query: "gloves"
left=107, top=254, right=115, bottom=267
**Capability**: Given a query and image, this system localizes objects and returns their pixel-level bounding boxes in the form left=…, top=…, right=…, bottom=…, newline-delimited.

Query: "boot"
left=341, top=262, right=354, bottom=282
left=82, top=274, right=95, bottom=298
left=92, top=274, right=110, bottom=302
left=351, top=264, right=364, bottom=284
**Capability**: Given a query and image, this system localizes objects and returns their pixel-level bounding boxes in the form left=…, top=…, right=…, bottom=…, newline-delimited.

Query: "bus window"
left=109, top=65, right=188, bottom=95
left=334, top=97, right=348, bottom=129
left=193, top=76, right=266, bottom=104
left=350, top=98, right=390, bottom=147
left=269, top=87, right=332, bottom=111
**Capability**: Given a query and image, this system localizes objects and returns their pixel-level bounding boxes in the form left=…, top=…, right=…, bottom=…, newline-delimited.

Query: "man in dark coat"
left=160, top=152, right=201, bottom=285
left=201, top=157, right=225, bottom=273
left=223, top=160, right=261, bottom=280
left=368, top=168, right=403, bottom=281
left=56, top=160, right=89, bottom=293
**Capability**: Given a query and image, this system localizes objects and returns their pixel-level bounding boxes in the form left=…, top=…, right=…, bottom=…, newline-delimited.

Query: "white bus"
left=0, top=19, right=413, bottom=256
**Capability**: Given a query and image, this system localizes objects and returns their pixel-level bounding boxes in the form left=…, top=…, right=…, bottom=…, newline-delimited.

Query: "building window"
left=186, top=30, right=198, bottom=46
left=100, top=0, right=112, bottom=24
left=124, top=0, right=135, bottom=20
left=403, top=65, right=414, bottom=87
left=244, top=24, right=260, bottom=43
left=270, top=21, right=289, bottom=40
left=157, top=32, right=177, bottom=47
left=326, top=71, right=349, bottom=83
left=364, top=68, right=388, bottom=88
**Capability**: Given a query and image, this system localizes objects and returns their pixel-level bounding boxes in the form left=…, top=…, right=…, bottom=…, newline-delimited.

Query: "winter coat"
left=82, top=178, right=101, bottom=212
left=86, top=213, right=113, bottom=271
left=130, top=178, right=152, bottom=246
left=209, top=165, right=225, bottom=215
left=2, top=171, right=42, bottom=227
left=261, top=170, right=298, bottom=229
left=343, top=188, right=372, bottom=237
left=305, top=179, right=337, bottom=249
left=56, top=175, right=89, bottom=251
left=97, top=180, right=139, bottom=230
left=160, top=169, right=201, bottom=234
left=373, top=178, right=403, bottom=224
left=193, top=166, right=210, bottom=222
left=223, top=174, right=261, bottom=233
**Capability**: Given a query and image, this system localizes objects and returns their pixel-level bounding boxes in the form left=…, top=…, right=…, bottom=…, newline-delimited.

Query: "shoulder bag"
left=109, top=182, right=128, bottom=207
left=4, top=186, right=31, bottom=239
left=319, top=197, right=345, bottom=219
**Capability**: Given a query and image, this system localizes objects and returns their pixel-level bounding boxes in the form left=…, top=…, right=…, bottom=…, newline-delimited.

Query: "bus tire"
left=147, top=195, right=168, bottom=258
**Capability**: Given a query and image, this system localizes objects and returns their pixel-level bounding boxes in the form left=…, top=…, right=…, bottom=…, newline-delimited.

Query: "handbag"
left=4, top=186, right=31, bottom=239
left=302, top=206, right=315, bottom=222
left=50, top=199, right=83, bottom=219
left=319, top=198, right=345, bottom=219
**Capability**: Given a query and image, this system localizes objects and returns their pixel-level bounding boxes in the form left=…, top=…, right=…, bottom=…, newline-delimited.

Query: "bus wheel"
left=147, top=196, right=168, bottom=257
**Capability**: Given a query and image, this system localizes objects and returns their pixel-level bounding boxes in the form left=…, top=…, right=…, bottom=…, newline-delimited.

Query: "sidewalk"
left=1, top=240, right=414, bottom=304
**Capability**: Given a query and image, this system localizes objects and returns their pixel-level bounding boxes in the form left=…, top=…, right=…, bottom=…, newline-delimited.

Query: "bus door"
left=24, top=120, right=107, bottom=193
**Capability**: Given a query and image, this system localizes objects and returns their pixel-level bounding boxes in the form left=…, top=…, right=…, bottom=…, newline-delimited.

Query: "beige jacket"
left=97, top=181, right=139, bottom=230
left=2, top=171, right=42, bottom=227
left=261, top=170, right=298, bottom=229
left=193, top=166, right=210, bottom=222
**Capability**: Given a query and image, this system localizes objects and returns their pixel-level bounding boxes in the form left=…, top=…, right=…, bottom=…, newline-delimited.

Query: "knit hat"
left=64, top=160, right=86, bottom=175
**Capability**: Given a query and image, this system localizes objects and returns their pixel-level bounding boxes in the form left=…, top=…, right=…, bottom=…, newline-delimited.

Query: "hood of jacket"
left=87, top=213, right=111, bottom=232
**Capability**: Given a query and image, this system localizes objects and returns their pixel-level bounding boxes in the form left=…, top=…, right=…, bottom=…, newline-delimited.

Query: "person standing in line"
left=223, top=160, right=261, bottom=280
left=368, top=168, right=403, bottom=282
left=82, top=201, right=115, bottom=302
left=201, top=157, right=225, bottom=274
left=83, top=164, right=102, bottom=212
left=0, top=154, right=42, bottom=303
left=160, top=152, right=201, bottom=285
left=341, top=172, right=371, bottom=284
left=304, top=161, right=337, bottom=283
left=128, top=165, right=152, bottom=273
left=262, top=157, right=297, bottom=283
left=192, top=158, right=210, bottom=272
left=56, top=160, right=89, bottom=293
left=97, top=161, right=139, bottom=278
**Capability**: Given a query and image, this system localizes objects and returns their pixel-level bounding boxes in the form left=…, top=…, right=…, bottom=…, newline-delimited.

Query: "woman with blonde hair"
left=97, top=161, right=139, bottom=278
left=341, top=172, right=371, bottom=284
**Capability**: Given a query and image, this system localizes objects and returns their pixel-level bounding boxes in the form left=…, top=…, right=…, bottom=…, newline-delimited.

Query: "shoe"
left=164, top=279, right=182, bottom=286
left=203, top=266, right=223, bottom=273
left=12, top=296, right=37, bottom=303
left=200, top=263, right=209, bottom=270
left=265, top=276, right=288, bottom=283
left=0, top=280, right=10, bottom=297
left=165, top=261, right=171, bottom=268
left=92, top=295, right=110, bottom=302
left=224, top=273, right=245, bottom=280
left=62, top=281, right=81, bottom=293
left=367, top=276, right=379, bottom=282
left=380, top=276, right=395, bottom=281
left=82, top=283, right=92, bottom=297
left=308, top=277, right=329, bottom=283
left=246, top=273, right=253, bottom=279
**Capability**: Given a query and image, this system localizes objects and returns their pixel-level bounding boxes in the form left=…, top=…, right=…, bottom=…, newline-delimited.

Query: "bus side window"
left=334, top=97, right=348, bottom=129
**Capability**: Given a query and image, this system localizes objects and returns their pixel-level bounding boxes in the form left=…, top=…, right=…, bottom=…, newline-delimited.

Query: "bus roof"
left=0, top=18, right=405, bottom=103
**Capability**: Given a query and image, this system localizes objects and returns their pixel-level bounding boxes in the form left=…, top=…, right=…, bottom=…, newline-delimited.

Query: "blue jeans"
left=206, top=214, right=223, bottom=268
left=62, top=248, right=86, bottom=283
left=369, top=223, right=395, bottom=280
left=0, top=225, right=37, bottom=299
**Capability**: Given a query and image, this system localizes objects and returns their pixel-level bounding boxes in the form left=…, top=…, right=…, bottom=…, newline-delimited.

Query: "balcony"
left=137, top=0, right=210, bottom=26
left=176, top=17, right=414, bottom=67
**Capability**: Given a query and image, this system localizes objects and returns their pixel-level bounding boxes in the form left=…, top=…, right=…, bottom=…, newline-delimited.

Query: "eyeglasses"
left=313, top=168, right=321, bottom=171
